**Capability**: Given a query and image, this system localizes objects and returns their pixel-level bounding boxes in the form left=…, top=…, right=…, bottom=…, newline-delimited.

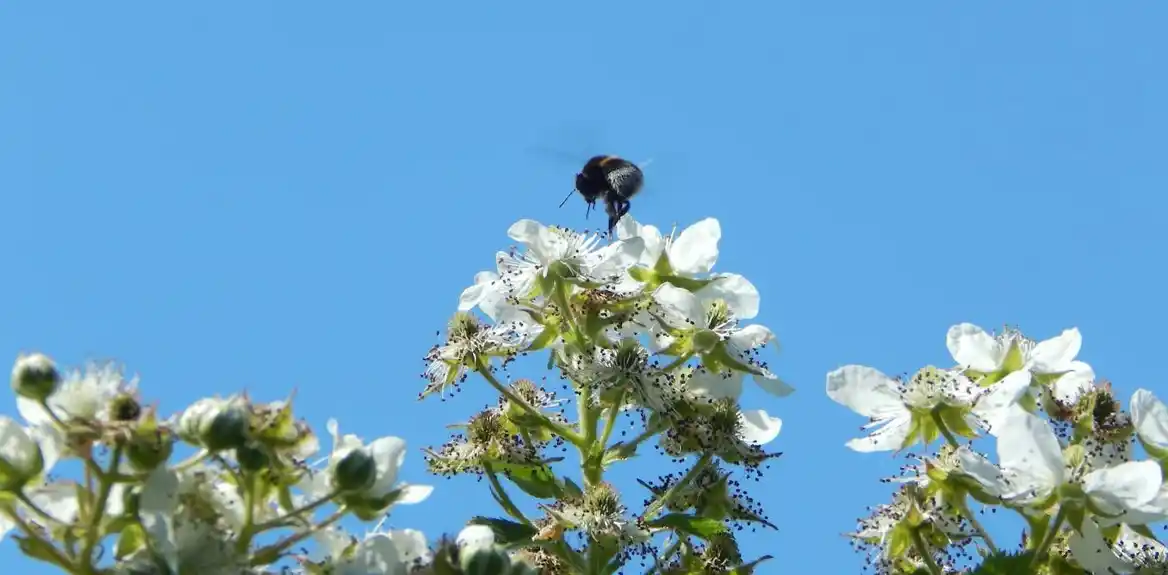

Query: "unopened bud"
left=334, top=448, right=376, bottom=494
left=0, top=416, right=45, bottom=491
left=127, top=428, right=174, bottom=472
left=236, top=442, right=270, bottom=473
left=177, top=397, right=249, bottom=451
left=11, top=353, right=59, bottom=402
left=457, top=525, right=508, bottom=574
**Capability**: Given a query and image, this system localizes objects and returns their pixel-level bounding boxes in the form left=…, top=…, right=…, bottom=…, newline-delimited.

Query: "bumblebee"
left=558, top=155, right=644, bottom=235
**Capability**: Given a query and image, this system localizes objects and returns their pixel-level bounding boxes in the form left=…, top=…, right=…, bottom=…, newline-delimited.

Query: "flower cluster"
left=2, top=352, right=449, bottom=574
left=421, top=216, right=792, bottom=572
left=829, top=323, right=1168, bottom=574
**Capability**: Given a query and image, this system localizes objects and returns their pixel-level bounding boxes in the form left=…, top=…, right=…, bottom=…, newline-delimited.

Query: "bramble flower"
left=615, top=215, right=721, bottom=278
left=660, top=397, right=782, bottom=469
left=946, top=323, right=1085, bottom=382
left=988, top=410, right=1161, bottom=515
left=16, top=360, right=136, bottom=429
left=650, top=282, right=792, bottom=398
left=312, top=419, right=432, bottom=519
left=827, top=365, right=1031, bottom=452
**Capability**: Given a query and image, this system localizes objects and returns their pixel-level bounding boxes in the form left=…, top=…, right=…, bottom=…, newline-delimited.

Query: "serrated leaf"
left=468, top=516, right=537, bottom=546
left=492, top=461, right=559, bottom=499
left=729, top=554, right=773, bottom=574
left=646, top=514, right=727, bottom=539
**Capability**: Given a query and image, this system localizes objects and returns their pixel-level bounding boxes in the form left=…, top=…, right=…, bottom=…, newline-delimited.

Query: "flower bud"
left=127, top=428, right=174, bottom=472
left=10, top=353, right=59, bottom=402
left=177, top=397, right=249, bottom=451
left=109, top=393, right=143, bottom=422
left=457, top=525, right=509, bottom=574
left=236, top=442, right=270, bottom=473
left=333, top=448, right=377, bottom=494
left=0, top=416, right=45, bottom=491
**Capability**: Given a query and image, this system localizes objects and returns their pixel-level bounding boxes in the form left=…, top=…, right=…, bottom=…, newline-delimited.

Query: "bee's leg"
left=585, top=200, right=594, bottom=219
left=606, top=198, right=629, bottom=237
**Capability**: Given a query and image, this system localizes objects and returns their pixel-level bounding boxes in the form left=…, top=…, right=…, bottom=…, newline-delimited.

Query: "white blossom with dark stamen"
left=946, top=323, right=1085, bottom=378
left=564, top=342, right=681, bottom=416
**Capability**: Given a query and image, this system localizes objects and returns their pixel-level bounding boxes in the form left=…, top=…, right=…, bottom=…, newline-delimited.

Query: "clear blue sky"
left=2, top=3, right=1165, bottom=573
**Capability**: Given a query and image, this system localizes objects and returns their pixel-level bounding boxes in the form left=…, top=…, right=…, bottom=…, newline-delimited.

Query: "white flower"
left=321, top=419, right=433, bottom=505
left=423, top=313, right=541, bottom=396
left=0, top=416, right=51, bottom=488
left=946, top=323, right=1083, bottom=377
left=992, top=410, right=1161, bottom=513
left=826, top=365, right=1030, bottom=452
left=313, top=526, right=429, bottom=575
left=615, top=216, right=721, bottom=277
left=651, top=283, right=792, bottom=397
left=461, top=219, right=644, bottom=308
left=16, top=361, right=133, bottom=426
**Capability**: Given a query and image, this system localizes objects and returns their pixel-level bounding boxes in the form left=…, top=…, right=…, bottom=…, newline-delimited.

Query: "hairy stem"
left=80, top=445, right=123, bottom=574
left=1030, top=506, right=1067, bottom=569
left=955, top=499, right=1000, bottom=555
left=476, top=362, right=585, bottom=447
left=642, top=454, right=711, bottom=521
left=909, top=526, right=943, bottom=575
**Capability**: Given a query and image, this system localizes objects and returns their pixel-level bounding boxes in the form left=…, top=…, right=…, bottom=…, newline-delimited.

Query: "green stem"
left=234, top=475, right=257, bottom=555
left=250, top=508, right=346, bottom=566
left=642, top=454, right=711, bottom=521
left=15, top=492, right=67, bottom=528
left=955, top=500, right=1000, bottom=555
left=909, top=527, right=943, bottom=575
left=476, top=363, right=585, bottom=447
left=647, top=537, right=683, bottom=575
left=656, top=353, right=694, bottom=374
left=172, top=448, right=211, bottom=472
left=579, top=391, right=602, bottom=487
left=2, top=506, right=77, bottom=572
left=37, top=398, right=69, bottom=430
left=483, top=463, right=530, bottom=524
left=598, top=389, right=626, bottom=450
left=253, top=489, right=340, bottom=532
left=80, top=445, right=123, bottom=574
left=1030, top=506, right=1068, bottom=569
left=933, top=411, right=961, bottom=447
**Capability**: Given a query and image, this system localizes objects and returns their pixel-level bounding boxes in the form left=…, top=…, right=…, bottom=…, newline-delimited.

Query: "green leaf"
left=560, top=476, right=584, bottom=499
left=729, top=555, right=774, bottom=574
left=968, top=550, right=1037, bottom=574
left=492, top=461, right=559, bottom=499
left=467, top=516, right=538, bottom=546
left=646, top=514, right=727, bottom=539
left=116, top=523, right=146, bottom=559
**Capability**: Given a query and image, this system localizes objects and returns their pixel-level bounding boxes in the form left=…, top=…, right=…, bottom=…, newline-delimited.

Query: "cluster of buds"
left=421, top=216, right=793, bottom=572
left=2, top=352, right=448, bottom=574
left=829, top=323, right=1168, bottom=574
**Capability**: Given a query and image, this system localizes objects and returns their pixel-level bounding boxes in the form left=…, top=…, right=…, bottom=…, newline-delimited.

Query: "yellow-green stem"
left=909, top=527, right=943, bottom=575
left=80, top=445, right=123, bottom=574
left=642, top=454, right=711, bottom=521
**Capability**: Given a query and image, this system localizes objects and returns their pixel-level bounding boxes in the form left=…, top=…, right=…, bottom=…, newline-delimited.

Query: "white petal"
left=687, top=370, right=744, bottom=400
left=738, top=409, right=782, bottom=446
left=652, top=283, right=706, bottom=327
left=996, top=410, right=1064, bottom=496
left=971, top=370, right=1033, bottom=435
left=699, top=274, right=760, bottom=320
left=667, top=218, right=720, bottom=275
left=140, top=467, right=180, bottom=574
left=387, top=528, right=431, bottom=565
left=753, top=372, right=795, bottom=397
left=15, top=397, right=53, bottom=428
left=845, top=413, right=913, bottom=453
left=396, top=484, right=434, bottom=505
left=1051, top=361, right=1094, bottom=405
left=1026, top=328, right=1082, bottom=373
left=590, top=237, right=645, bottom=278
left=457, top=524, right=496, bottom=552
left=1097, top=484, right=1168, bottom=527
left=825, top=366, right=906, bottom=419
left=354, top=534, right=403, bottom=572
left=506, top=219, right=544, bottom=246
left=368, top=437, right=408, bottom=497
left=27, top=482, right=80, bottom=525
left=1132, top=389, right=1168, bottom=450
left=457, top=271, right=502, bottom=314
left=954, top=448, right=1009, bottom=497
left=1066, top=518, right=1131, bottom=574
left=946, top=323, right=1004, bottom=372
left=728, top=324, right=774, bottom=351
left=1083, top=460, right=1163, bottom=514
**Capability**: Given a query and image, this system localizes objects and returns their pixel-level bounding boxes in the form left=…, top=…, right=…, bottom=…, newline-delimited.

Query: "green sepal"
left=657, top=274, right=716, bottom=292
left=885, top=524, right=912, bottom=560
left=936, top=406, right=978, bottom=439
left=524, top=321, right=561, bottom=352
left=728, top=554, right=774, bottom=574
left=115, top=522, right=146, bottom=560
left=646, top=513, right=728, bottom=540
left=899, top=414, right=924, bottom=452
